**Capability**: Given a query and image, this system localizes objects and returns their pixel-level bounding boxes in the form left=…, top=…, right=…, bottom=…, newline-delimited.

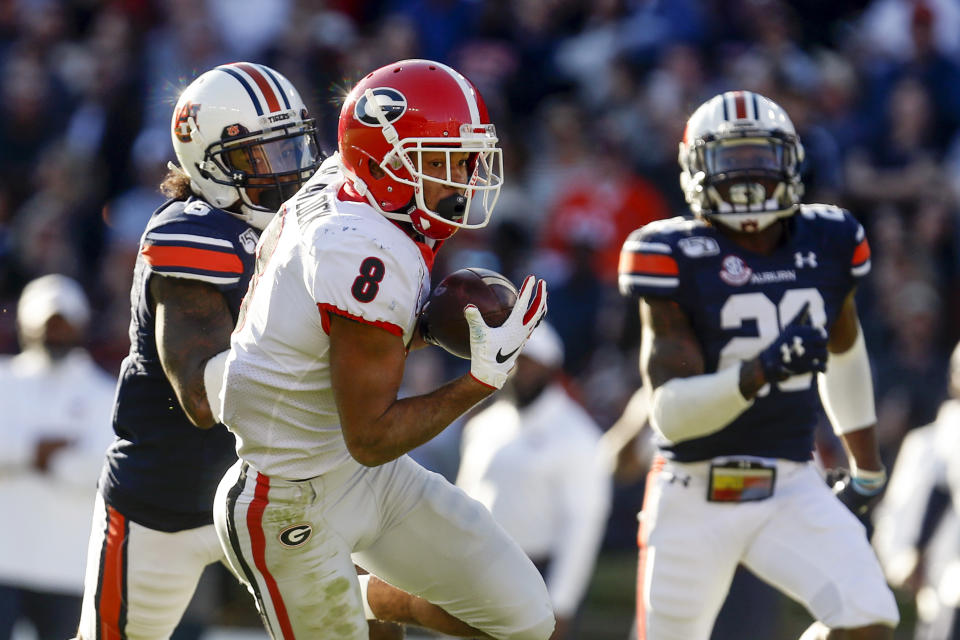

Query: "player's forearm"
left=164, top=360, right=214, bottom=427
left=738, top=358, right=770, bottom=399
left=840, top=426, right=884, bottom=472
left=650, top=365, right=755, bottom=444
left=345, top=374, right=494, bottom=466
left=367, top=576, right=491, bottom=637
left=157, top=328, right=231, bottom=428
left=152, top=276, right=234, bottom=429
left=818, top=323, right=876, bottom=436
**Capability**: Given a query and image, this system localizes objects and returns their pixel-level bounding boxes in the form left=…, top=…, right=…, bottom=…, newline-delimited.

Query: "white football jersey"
left=221, top=165, right=431, bottom=479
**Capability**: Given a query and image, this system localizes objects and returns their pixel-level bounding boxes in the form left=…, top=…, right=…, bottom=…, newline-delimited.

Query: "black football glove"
left=758, top=303, right=828, bottom=382
left=828, top=467, right=887, bottom=519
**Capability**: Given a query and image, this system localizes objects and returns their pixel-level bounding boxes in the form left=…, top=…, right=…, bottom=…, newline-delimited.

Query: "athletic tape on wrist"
left=850, top=466, right=887, bottom=495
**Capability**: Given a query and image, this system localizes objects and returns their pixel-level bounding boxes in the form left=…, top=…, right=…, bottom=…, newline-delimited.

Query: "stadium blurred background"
left=2, top=0, right=960, bottom=638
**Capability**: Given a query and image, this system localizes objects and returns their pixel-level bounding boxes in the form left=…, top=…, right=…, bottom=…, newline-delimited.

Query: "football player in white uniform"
left=75, top=61, right=455, bottom=640
left=618, top=91, right=899, bottom=639
left=210, top=59, right=553, bottom=640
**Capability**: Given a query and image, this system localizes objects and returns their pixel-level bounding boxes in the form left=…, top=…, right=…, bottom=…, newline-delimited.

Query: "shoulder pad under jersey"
left=140, top=198, right=258, bottom=288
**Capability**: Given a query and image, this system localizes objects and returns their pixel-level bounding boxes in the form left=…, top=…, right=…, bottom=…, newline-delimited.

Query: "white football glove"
left=464, top=276, right=548, bottom=389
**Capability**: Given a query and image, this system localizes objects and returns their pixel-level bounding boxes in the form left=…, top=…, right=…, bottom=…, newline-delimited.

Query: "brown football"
left=419, top=268, right=518, bottom=359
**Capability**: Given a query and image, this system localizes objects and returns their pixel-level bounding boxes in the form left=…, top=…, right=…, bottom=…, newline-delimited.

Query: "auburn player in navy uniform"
left=618, top=91, right=899, bottom=640
left=73, top=63, right=324, bottom=640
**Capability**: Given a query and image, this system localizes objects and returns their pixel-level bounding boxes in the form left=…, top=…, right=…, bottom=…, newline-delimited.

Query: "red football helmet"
left=338, top=59, right=503, bottom=240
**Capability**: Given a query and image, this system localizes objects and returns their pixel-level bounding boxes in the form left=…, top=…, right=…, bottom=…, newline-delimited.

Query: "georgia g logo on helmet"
left=354, top=88, right=408, bottom=126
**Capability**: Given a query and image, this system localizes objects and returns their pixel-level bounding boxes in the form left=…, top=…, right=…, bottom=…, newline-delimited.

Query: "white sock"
left=357, top=573, right=377, bottom=620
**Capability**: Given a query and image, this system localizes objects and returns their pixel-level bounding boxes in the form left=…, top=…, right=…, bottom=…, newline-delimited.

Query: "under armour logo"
left=780, top=336, right=806, bottom=362
left=794, top=251, right=818, bottom=268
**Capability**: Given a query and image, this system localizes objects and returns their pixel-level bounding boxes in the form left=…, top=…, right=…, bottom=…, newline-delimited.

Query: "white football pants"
left=637, top=456, right=900, bottom=640
left=76, top=492, right=225, bottom=640
left=214, top=455, right=555, bottom=640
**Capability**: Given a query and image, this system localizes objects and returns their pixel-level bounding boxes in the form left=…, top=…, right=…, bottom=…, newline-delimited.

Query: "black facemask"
left=254, top=181, right=301, bottom=213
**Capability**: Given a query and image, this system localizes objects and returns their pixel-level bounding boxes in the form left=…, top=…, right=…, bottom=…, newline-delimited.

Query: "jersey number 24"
left=717, top=287, right=826, bottom=396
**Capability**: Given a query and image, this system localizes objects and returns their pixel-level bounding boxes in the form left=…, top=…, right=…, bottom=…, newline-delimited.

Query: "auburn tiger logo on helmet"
left=173, top=102, right=201, bottom=143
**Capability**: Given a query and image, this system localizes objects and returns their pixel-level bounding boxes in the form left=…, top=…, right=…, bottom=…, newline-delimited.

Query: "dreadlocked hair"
left=159, top=168, right=192, bottom=200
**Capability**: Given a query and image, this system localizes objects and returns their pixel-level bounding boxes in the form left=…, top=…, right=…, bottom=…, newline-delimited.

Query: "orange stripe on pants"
left=99, top=506, right=126, bottom=640
left=637, top=456, right=665, bottom=640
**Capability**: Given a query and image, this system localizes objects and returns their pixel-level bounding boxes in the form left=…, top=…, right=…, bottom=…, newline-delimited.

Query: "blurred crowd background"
left=3, top=0, right=960, bottom=638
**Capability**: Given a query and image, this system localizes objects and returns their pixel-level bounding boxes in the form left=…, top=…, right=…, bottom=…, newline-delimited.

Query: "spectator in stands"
left=874, top=340, right=960, bottom=639
left=0, top=274, right=116, bottom=640
left=457, top=322, right=612, bottom=639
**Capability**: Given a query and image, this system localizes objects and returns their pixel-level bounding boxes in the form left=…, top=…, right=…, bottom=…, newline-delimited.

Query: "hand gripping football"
left=419, top=268, right=518, bottom=359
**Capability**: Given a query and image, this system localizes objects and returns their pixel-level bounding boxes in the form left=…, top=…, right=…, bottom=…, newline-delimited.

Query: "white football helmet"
left=171, top=62, right=323, bottom=229
left=679, top=90, right=805, bottom=232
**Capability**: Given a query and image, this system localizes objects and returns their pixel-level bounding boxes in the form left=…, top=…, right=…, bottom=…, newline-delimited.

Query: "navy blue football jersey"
left=99, top=197, right=259, bottom=531
left=618, top=205, right=872, bottom=462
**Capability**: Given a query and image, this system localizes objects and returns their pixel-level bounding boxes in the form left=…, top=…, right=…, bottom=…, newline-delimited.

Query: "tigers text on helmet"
left=337, top=59, right=503, bottom=240
left=171, top=62, right=324, bottom=230
left=679, top=90, right=805, bottom=233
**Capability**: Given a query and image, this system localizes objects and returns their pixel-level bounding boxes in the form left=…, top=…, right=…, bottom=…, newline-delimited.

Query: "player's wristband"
left=818, top=325, right=876, bottom=434
left=849, top=466, right=887, bottom=496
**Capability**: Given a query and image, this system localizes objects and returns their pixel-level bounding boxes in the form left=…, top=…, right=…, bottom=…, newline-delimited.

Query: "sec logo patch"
left=278, top=523, right=313, bottom=548
left=719, top=255, right=752, bottom=286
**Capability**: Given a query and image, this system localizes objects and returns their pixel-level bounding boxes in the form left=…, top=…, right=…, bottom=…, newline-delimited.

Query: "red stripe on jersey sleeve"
left=318, top=306, right=331, bottom=335
left=851, top=238, right=871, bottom=266
left=317, top=303, right=404, bottom=337
left=618, top=252, right=679, bottom=276
left=142, top=244, right=243, bottom=274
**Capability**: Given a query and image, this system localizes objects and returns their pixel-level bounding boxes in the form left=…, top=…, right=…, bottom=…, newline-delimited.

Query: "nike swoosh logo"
left=495, top=346, right=521, bottom=364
